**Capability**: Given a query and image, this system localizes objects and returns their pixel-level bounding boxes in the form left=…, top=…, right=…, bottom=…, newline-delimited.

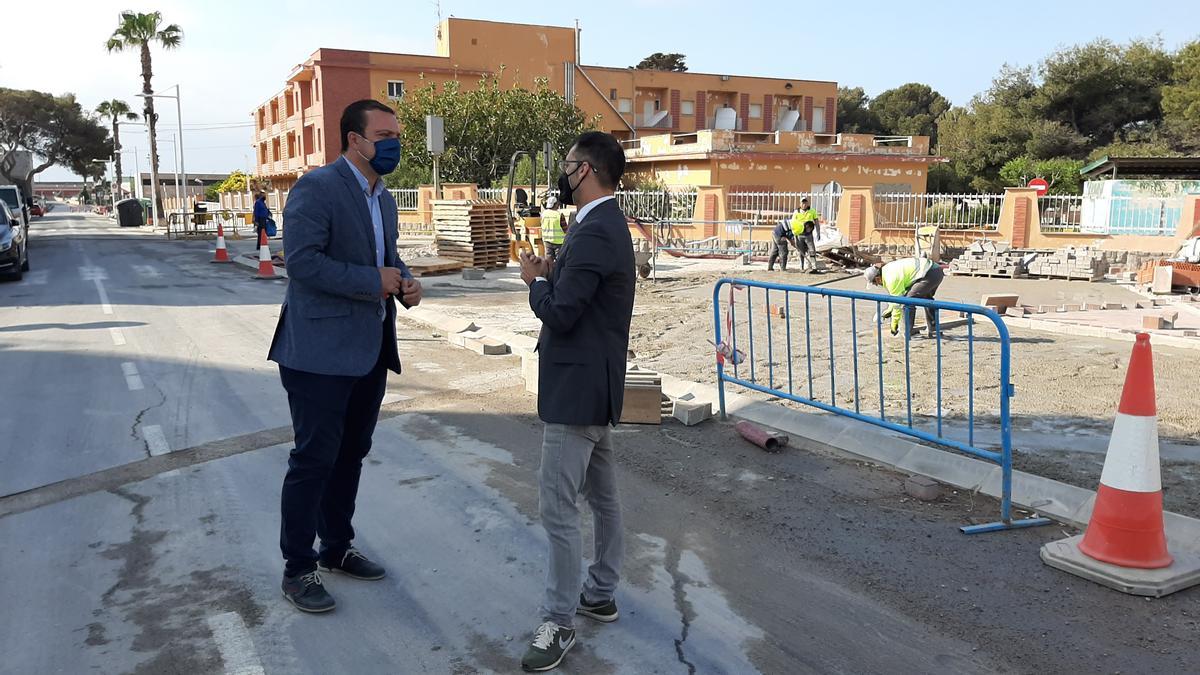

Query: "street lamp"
left=138, top=84, right=186, bottom=229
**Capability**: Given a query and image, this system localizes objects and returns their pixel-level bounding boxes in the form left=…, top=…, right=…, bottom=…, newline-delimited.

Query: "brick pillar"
left=803, top=97, right=814, bottom=130
left=670, top=90, right=681, bottom=132
left=826, top=96, right=836, bottom=133
left=1013, top=197, right=1030, bottom=248
left=739, top=93, right=750, bottom=132
left=695, top=91, right=706, bottom=130
left=849, top=194, right=864, bottom=242
left=763, top=95, right=774, bottom=132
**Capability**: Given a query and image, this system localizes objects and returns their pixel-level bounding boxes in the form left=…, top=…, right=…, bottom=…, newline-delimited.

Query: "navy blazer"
left=268, top=158, right=407, bottom=377
left=530, top=198, right=635, bottom=426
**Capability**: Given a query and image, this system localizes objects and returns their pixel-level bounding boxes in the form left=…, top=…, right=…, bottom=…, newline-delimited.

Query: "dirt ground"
left=405, top=245, right=1200, bottom=516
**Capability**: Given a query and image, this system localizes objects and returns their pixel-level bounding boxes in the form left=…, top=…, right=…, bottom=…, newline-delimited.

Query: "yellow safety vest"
left=790, top=208, right=820, bottom=237
left=542, top=209, right=565, bottom=245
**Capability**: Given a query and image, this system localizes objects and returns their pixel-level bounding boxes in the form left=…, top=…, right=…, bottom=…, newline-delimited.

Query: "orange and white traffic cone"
left=254, top=229, right=282, bottom=280
left=211, top=223, right=232, bottom=263
left=1040, top=332, right=1200, bottom=597
left=1077, top=332, right=1172, bottom=568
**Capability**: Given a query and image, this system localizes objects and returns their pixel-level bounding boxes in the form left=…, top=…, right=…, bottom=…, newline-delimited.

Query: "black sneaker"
left=281, top=570, right=336, bottom=613
left=319, top=548, right=386, bottom=580
left=520, top=621, right=575, bottom=672
left=576, top=594, right=619, bottom=623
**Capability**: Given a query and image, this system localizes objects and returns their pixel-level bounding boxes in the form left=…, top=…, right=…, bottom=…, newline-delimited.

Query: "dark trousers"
left=903, top=265, right=946, bottom=336
left=545, top=242, right=562, bottom=263
left=767, top=236, right=790, bottom=270
left=279, top=332, right=389, bottom=576
left=797, top=232, right=818, bottom=269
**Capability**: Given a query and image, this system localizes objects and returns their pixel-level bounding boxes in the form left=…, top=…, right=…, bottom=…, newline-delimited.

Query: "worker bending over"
left=864, top=257, right=945, bottom=338
left=789, top=198, right=821, bottom=271
left=767, top=218, right=795, bottom=271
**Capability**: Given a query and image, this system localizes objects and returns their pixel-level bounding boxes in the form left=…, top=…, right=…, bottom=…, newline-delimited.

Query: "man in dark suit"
left=269, top=99, right=422, bottom=613
left=517, top=131, right=635, bottom=672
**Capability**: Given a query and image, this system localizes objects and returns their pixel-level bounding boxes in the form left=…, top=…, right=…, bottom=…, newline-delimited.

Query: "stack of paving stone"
left=948, top=241, right=1027, bottom=278
left=1025, top=247, right=1107, bottom=281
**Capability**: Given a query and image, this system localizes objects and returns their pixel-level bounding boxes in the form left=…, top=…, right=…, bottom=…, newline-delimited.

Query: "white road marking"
left=206, top=612, right=265, bottom=675
left=121, top=362, right=144, bottom=391
left=109, top=327, right=126, bottom=346
left=141, top=424, right=170, bottom=456
left=94, top=279, right=113, bottom=315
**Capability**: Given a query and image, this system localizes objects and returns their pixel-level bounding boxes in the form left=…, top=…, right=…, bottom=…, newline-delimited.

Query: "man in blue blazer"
left=517, top=132, right=635, bottom=672
left=269, top=99, right=421, bottom=613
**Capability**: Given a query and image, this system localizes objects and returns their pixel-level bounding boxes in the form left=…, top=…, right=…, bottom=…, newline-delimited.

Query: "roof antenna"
left=433, top=0, right=443, bottom=40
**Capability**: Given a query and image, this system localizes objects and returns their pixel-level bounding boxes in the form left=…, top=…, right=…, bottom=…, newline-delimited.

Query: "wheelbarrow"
left=634, top=249, right=653, bottom=279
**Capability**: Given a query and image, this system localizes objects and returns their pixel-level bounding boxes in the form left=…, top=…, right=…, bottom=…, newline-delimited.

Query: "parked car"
left=0, top=201, right=29, bottom=281
left=0, top=185, right=30, bottom=227
left=30, top=202, right=44, bottom=217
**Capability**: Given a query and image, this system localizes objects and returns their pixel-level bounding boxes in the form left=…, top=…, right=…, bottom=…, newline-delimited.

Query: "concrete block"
left=1084, top=303, right=1103, bottom=311
left=1103, top=302, right=1124, bottom=310
left=1184, top=330, right=1199, bottom=337
left=1060, top=304, right=1082, bottom=313
left=1143, top=316, right=1167, bottom=330
left=465, top=336, right=510, bottom=355
left=1164, top=310, right=1180, bottom=327
left=1037, top=305, right=1057, bottom=314
left=904, top=474, right=941, bottom=501
left=1041, top=535, right=1200, bottom=597
left=462, top=268, right=486, bottom=281
left=1005, top=306, right=1028, bottom=317
left=1152, top=266, right=1174, bottom=294
left=981, top=294, right=1020, bottom=309
left=672, top=399, right=712, bottom=426
left=1136, top=301, right=1154, bottom=309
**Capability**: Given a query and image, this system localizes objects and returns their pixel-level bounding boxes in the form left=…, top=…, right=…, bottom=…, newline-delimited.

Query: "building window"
left=749, top=104, right=763, bottom=119
left=681, top=100, right=695, bottom=116
left=316, top=128, right=322, bottom=152
left=609, top=88, right=617, bottom=101
left=387, top=80, right=405, bottom=100
left=618, top=98, right=632, bottom=113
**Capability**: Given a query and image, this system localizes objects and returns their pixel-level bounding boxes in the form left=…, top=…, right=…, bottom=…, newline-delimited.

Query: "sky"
left=3, top=0, right=1197, bottom=182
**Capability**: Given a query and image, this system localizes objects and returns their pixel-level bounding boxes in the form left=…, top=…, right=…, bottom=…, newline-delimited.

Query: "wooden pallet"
left=432, top=200, right=512, bottom=268
left=405, top=256, right=466, bottom=277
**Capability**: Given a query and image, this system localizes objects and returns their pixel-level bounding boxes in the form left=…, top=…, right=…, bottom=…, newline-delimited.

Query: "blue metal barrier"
left=713, top=278, right=1051, bottom=534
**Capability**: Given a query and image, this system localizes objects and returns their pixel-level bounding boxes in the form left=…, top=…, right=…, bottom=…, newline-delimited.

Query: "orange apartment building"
left=252, top=17, right=936, bottom=192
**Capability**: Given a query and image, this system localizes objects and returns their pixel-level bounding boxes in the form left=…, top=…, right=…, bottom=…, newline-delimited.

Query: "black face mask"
left=557, top=163, right=585, bottom=206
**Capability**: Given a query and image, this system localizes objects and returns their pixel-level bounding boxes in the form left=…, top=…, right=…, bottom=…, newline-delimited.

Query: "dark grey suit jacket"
left=530, top=198, right=635, bottom=426
left=268, top=158, right=408, bottom=377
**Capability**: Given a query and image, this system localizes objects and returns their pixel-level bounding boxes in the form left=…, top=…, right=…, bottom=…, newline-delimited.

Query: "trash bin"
left=116, top=198, right=145, bottom=228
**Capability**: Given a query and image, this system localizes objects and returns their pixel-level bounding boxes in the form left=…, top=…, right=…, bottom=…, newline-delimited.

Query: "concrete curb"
left=230, top=249, right=288, bottom=278
left=396, top=304, right=1200, bottom=552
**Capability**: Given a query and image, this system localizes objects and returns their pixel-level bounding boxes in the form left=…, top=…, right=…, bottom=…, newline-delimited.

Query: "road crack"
left=129, top=380, right=168, bottom=458
left=665, top=543, right=698, bottom=675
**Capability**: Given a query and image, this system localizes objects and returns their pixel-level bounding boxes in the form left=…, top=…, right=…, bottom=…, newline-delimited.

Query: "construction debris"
left=735, top=421, right=789, bottom=452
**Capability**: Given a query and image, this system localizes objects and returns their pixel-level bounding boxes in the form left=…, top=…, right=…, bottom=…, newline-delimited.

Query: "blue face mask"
left=358, top=136, right=401, bottom=175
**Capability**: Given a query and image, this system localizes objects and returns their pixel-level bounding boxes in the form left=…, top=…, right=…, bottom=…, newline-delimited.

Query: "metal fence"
left=390, top=189, right=419, bottom=211
left=1040, top=194, right=1183, bottom=236
left=727, top=191, right=842, bottom=227
left=712, top=278, right=1052, bottom=534
left=618, top=190, right=698, bottom=222
left=874, top=193, right=1002, bottom=231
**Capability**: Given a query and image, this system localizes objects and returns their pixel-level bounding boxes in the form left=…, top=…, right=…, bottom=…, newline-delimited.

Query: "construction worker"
left=767, top=218, right=795, bottom=271
left=864, top=257, right=945, bottom=338
left=789, top=198, right=821, bottom=271
left=541, top=195, right=565, bottom=262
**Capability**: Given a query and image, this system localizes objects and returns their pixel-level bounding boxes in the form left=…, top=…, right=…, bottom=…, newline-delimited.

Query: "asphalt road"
left=0, top=208, right=1195, bottom=674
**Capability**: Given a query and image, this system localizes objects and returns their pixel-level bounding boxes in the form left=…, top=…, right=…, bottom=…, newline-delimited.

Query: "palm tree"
left=105, top=11, right=182, bottom=217
left=95, top=100, right=139, bottom=200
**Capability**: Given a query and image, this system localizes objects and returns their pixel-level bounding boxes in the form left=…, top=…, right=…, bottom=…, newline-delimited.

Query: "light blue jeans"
left=538, top=423, right=624, bottom=628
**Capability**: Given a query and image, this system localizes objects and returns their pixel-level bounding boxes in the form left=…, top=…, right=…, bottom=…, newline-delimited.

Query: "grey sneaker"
left=319, top=548, right=386, bottom=580
left=281, top=570, right=336, bottom=613
left=577, top=594, right=619, bottom=623
left=521, top=621, right=576, bottom=672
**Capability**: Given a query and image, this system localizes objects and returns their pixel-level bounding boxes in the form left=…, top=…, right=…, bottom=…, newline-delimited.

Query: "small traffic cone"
left=211, top=223, right=232, bottom=263
left=1077, top=332, right=1172, bottom=568
left=254, top=229, right=282, bottom=280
